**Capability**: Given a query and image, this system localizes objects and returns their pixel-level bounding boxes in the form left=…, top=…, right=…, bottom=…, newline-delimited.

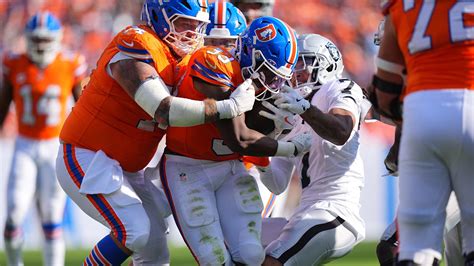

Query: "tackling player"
left=55, top=1, right=257, bottom=265
left=0, top=12, right=86, bottom=266
left=160, top=17, right=310, bottom=265
left=374, top=1, right=474, bottom=265
left=258, top=33, right=369, bottom=266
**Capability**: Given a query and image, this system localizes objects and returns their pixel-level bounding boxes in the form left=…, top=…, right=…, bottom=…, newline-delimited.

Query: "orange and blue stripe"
left=262, top=193, right=277, bottom=218
left=117, top=45, right=153, bottom=64
left=63, top=144, right=127, bottom=246
left=192, top=60, right=235, bottom=88
left=283, top=22, right=298, bottom=69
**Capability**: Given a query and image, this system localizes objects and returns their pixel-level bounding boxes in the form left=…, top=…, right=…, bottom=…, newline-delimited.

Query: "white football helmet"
left=293, top=34, right=344, bottom=89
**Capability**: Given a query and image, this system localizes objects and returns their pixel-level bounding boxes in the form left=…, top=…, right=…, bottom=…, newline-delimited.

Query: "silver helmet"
left=293, top=33, right=344, bottom=89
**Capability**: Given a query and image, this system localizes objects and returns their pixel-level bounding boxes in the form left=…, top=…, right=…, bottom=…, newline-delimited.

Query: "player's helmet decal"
left=326, top=42, right=340, bottom=62
left=255, top=24, right=277, bottom=42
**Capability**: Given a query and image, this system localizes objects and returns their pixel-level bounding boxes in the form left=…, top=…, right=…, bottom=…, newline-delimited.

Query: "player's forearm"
left=259, top=158, right=294, bottom=194
left=301, top=106, right=353, bottom=145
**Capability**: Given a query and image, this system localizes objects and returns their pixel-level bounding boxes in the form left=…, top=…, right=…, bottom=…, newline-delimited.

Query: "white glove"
left=274, top=85, right=311, bottom=115
left=288, top=131, right=312, bottom=157
left=275, top=131, right=312, bottom=157
left=259, top=101, right=296, bottom=139
left=217, top=79, right=255, bottom=119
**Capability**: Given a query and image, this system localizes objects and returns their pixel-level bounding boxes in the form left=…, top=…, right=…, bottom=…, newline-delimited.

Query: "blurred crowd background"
left=0, top=0, right=391, bottom=140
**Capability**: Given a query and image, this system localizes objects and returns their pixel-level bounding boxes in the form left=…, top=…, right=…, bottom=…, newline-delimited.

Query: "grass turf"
left=1, top=241, right=381, bottom=265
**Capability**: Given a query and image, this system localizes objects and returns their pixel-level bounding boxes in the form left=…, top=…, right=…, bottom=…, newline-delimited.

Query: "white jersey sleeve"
left=326, top=79, right=364, bottom=129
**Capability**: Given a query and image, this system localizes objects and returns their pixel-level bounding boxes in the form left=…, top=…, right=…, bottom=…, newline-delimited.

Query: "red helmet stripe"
left=216, top=0, right=226, bottom=28
left=201, top=0, right=207, bottom=12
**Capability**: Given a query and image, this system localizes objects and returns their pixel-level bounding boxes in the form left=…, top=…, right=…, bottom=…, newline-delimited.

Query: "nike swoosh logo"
left=205, top=59, right=217, bottom=70
left=296, top=98, right=302, bottom=102
left=284, top=117, right=293, bottom=126
left=123, top=40, right=134, bottom=47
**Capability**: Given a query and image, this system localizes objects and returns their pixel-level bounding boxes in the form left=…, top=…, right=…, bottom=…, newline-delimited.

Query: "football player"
left=375, top=1, right=474, bottom=265
left=0, top=12, right=86, bottom=266
left=258, top=33, right=369, bottom=266
left=205, top=0, right=247, bottom=49
left=230, top=0, right=274, bottom=22
left=160, top=17, right=310, bottom=265
left=370, top=17, right=464, bottom=266
left=55, top=1, right=257, bottom=265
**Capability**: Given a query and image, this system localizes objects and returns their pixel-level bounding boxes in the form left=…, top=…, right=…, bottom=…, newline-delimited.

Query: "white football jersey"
left=281, top=78, right=367, bottom=238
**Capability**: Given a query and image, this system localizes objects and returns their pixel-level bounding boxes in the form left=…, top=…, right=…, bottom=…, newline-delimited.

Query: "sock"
left=4, top=223, right=24, bottom=266
left=84, top=234, right=129, bottom=265
left=42, top=223, right=65, bottom=266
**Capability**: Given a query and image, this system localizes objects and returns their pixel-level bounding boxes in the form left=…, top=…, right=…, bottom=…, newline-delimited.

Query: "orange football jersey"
left=60, top=25, right=177, bottom=172
left=2, top=51, right=86, bottom=139
left=166, top=46, right=243, bottom=161
left=386, top=0, right=474, bottom=95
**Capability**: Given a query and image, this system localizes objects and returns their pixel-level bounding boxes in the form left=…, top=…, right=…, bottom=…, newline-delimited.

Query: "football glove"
left=274, top=85, right=311, bottom=115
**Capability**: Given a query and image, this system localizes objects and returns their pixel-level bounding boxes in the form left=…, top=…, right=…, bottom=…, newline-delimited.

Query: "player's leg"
left=397, top=92, right=455, bottom=265
left=56, top=144, right=152, bottom=265
left=264, top=208, right=358, bottom=266
left=129, top=168, right=171, bottom=265
left=217, top=165, right=265, bottom=265
left=377, top=220, right=399, bottom=266
left=450, top=90, right=474, bottom=265
left=4, top=138, right=37, bottom=266
left=159, top=154, right=230, bottom=265
left=37, top=139, right=66, bottom=266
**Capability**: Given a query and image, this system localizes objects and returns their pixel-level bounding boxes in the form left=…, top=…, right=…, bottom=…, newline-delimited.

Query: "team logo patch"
left=325, top=42, right=341, bottom=62
left=255, top=24, right=277, bottom=42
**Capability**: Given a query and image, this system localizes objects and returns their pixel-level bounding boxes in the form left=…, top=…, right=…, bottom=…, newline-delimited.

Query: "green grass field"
left=0, top=242, right=380, bottom=265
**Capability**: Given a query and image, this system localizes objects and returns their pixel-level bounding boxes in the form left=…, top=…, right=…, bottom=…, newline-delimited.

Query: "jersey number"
left=405, top=0, right=474, bottom=54
left=206, top=48, right=232, bottom=64
left=20, top=85, right=61, bottom=126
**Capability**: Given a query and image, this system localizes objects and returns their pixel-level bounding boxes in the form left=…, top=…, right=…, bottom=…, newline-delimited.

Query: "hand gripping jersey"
left=166, top=46, right=243, bottom=161
left=2, top=51, right=86, bottom=139
left=384, top=0, right=474, bottom=95
left=60, top=25, right=177, bottom=172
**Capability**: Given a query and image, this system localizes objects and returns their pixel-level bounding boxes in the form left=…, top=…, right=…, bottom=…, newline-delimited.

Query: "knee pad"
left=398, top=209, right=443, bottom=224
left=197, top=244, right=229, bottom=266
left=124, top=219, right=151, bottom=251
left=376, top=240, right=397, bottom=266
left=238, top=242, right=265, bottom=265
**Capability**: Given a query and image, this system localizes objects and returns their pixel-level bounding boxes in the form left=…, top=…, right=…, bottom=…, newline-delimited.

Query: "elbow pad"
left=134, top=76, right=170, bottom=117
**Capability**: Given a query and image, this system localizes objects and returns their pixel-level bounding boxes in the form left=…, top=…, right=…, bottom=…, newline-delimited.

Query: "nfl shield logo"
left=255, top=24, right=277, bottom=42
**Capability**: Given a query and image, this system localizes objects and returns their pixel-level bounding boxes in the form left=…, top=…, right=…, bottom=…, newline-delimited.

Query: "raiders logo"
left=255, top=24, right=277, bottom=42
left=325, top=42, right=341, bottom=62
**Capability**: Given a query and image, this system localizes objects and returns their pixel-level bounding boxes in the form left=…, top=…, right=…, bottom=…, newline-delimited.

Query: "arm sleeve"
left=258, top=157, right=294, bottom=195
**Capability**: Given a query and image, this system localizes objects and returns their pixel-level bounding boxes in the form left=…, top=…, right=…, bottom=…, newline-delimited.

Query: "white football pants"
left=4, top=136, right=66, bottom=266
left=398, top=89, right=474, bottom=263
left=159, top=154, right=265, bottom=265
left=56, top=143, right=171, bottom=265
